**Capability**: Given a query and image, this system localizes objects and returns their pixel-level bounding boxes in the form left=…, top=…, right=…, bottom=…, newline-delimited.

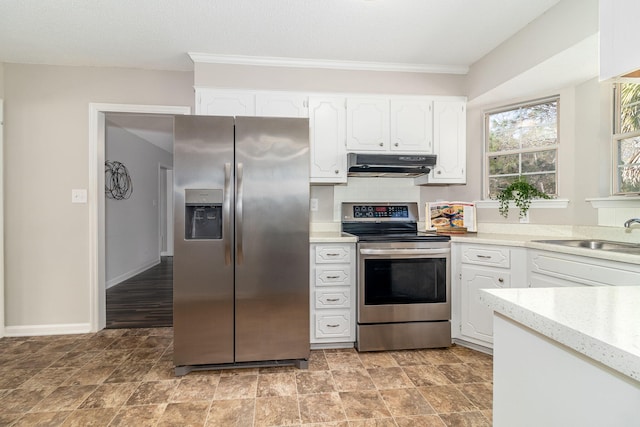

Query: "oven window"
left=364, top=258, right=446, bottom=305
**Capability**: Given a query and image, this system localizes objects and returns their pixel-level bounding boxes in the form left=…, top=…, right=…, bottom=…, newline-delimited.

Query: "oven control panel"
left=342, top=202, right=419, bottom=222
left=352, top=205, right=408, bottom=218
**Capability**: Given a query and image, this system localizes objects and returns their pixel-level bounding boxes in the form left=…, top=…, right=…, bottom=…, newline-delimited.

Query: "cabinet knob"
left=437, top=170, right=442, bottom=175
left=334, top=170, right=339, bottom=174
left=498, top=278, right=504, bottom=283
left=394, top=143, right=399, bottom=147
left=379, top=142, right=384, bottom=147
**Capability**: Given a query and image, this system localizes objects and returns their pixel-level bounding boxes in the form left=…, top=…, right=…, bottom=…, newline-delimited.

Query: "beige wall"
left=194, top=63, right=466, bottom=96
left=444, top=78, right=606, bottom=226
left=3, top=63, right=193, bottom=328
left=467, top=0, right=598, bottom=101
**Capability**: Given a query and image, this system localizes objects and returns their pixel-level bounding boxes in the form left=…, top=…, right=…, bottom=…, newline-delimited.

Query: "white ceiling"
left=0, top=0, right=560, bottom=72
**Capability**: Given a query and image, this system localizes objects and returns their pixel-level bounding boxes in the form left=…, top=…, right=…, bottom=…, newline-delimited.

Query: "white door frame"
left=89, top=103, right=190, bottom=332
left=0, top=100, right=4, bottom=338
left=159, top=164, right=174, bottom=257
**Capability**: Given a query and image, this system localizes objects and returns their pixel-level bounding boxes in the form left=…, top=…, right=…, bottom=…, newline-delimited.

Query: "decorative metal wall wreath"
left=105, top=160, right=133, bottom=200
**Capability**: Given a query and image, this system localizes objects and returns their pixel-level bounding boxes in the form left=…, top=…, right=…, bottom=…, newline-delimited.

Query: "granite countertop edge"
left=480, top=287, right=640, bottom=382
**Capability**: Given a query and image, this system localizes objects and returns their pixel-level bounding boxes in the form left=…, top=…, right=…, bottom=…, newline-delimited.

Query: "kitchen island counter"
left=481, top=286, right=640, bottom=381
left=481, top=286, right=640, bottom=426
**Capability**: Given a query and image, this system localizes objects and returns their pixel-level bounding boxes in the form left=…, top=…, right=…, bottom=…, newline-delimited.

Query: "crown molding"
left=188, top=53, right=468, bottom=75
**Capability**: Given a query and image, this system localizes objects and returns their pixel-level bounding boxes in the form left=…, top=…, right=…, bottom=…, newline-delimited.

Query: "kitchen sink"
left=532, top=239, right=640, bottom=254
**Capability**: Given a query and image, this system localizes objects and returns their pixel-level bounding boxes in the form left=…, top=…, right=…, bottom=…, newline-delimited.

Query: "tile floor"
left=0, top=328, right=493, bottom=426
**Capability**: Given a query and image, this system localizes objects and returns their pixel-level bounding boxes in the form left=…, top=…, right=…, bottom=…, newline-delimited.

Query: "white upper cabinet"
left=196, top=89, right=255, bottom=116
left=430, top=99, right=466, bottom=184
left=599, top=0, right=640, bottom=80
left=309, top=97, right=347, bottom=183
left=194, top=89, right=467, bottom=185
left=346, top=97, right=390, bottom=151
left=255, top=93, right=309, bottom=118
left=389, top=99, right=433, bottom=152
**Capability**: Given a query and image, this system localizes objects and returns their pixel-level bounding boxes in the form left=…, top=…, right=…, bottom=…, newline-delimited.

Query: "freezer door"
left=234, top=117, right=310, bottom=363
left=173, top=115, right=235, bottom=366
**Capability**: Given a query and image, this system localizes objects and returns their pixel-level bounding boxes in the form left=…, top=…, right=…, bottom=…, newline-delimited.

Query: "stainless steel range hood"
left=347, top=153, right=437, bottom=177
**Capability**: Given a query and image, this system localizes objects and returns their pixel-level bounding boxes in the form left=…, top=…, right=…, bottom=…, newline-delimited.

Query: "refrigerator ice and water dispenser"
left=184, top=189, right=222, bottom=240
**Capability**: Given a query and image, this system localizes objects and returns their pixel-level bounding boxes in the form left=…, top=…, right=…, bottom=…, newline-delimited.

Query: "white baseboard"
left=5, top=323, right=92, bottom=337
left=106, top=258, right=160, bottom=289
left=452, top=338, right=494, bottom=355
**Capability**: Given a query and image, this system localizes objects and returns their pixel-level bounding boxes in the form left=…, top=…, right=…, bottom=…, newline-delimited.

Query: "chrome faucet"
left=624, top=218, right=640, bottom=228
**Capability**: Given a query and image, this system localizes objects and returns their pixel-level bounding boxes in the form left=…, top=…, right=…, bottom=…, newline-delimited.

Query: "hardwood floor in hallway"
left=106, top=257, right=173, bottom=329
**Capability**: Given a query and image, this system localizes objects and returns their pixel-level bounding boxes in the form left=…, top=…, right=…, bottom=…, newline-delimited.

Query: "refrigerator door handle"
left=223, top=162, right=232, bottom=265
left=236, top=162, right=244, bottom=265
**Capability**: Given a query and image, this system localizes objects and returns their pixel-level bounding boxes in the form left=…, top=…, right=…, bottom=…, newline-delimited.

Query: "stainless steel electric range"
left=341, top=202, right=452, bottom=352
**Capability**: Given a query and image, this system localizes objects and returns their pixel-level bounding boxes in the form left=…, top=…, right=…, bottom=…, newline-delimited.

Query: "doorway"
left=89, top=103, right=190, bottom=332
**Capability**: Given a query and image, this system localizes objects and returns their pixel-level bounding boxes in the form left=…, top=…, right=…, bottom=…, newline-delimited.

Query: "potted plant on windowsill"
left=496, top=177, right=552, bottom=219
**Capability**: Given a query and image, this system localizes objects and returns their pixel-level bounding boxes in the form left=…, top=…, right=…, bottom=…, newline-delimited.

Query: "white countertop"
left=309, top=231, right=358, bottom=243
left=480, top=286, right=640, bottom=382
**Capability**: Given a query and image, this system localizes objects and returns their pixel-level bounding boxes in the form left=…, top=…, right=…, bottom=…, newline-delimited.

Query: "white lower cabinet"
left=528, top=249, right=640, bottom=287
left=453, top=243, right=527, bottom=348
left=310, top=243, right=356, bottom=348
left=460, top=264, right=510, bottom=344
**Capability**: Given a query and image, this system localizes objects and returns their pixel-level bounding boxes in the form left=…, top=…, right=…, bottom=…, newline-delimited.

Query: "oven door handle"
left=359, top=248, right=450, bottom=256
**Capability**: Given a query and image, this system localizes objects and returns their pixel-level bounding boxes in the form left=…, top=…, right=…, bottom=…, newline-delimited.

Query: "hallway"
left=106, top=257, right=173, bottom=329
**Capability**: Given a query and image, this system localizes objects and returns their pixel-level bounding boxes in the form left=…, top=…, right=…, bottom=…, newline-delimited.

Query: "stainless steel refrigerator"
left=173, top=115, right=310, bottom=375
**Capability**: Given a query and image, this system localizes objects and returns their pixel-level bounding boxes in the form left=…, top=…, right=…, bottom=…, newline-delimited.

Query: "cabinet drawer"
left=315, top=246, right=351, bottom=264
left=461, top=245, right=510, bottom=268
left=314, top=266, right=352, bottom=287
left=314, top=312, right=351, bottom=339
left=315, top=289, right=350, bottom=309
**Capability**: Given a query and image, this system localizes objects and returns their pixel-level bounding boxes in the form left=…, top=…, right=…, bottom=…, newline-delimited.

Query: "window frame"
left=483, top=96, right=560, bottom=200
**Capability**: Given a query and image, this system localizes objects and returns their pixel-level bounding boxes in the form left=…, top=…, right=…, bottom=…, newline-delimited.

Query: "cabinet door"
left=390, top=99, right=432, bottom=153
left=431, top=100, right=466, bottom=184
left=309, top=97, right=347, bottom=183
left=461, top=264, right=509, bottom=344
left=196, top=90, right=255, bottom=116
left=600, top=0, right=640, bottom=80
left=255, top=93, right=309, bottom=118
left=346, top=98, right=389, bottom=151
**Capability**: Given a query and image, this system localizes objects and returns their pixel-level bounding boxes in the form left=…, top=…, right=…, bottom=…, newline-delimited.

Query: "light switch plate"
left=310, top=198, right=319, bottom=211
left=72, top=189, right=87, bottom=204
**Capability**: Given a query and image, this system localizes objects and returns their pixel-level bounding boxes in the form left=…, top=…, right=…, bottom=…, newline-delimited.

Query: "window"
left=613, top=82, right=640, bottom=194
left=484, top=98, right=558, bottom=199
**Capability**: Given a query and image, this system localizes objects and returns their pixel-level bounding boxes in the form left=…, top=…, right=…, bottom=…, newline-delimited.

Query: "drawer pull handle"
left=325, top=298, right=340, bottom=302
left=326, top=324, right=340, bottom=328
left=325, top=275, right=341, bottom=279
left=325, top=253, right=341, bottom=257
left=476, top=255, right=492, bottom=259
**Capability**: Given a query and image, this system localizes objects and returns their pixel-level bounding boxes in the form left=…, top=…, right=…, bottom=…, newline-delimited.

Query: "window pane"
left=522, top=150, right=556, bottom=173
left=617, top=136, right=640, bottom=192
left=489, top=125, right=520, bottom=153
left=620, top=83, right=640, bottom=134
left=488, top=175, right=519, bottom=199
left=488, top=101, right=557, bottom=153
left=526, top=173, right=557, bottom=195
left=489, top=154, right=519, bottom=175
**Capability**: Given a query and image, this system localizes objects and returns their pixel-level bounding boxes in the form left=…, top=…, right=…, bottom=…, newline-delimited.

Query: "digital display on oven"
left=353, top=205, right=409, bottom=218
